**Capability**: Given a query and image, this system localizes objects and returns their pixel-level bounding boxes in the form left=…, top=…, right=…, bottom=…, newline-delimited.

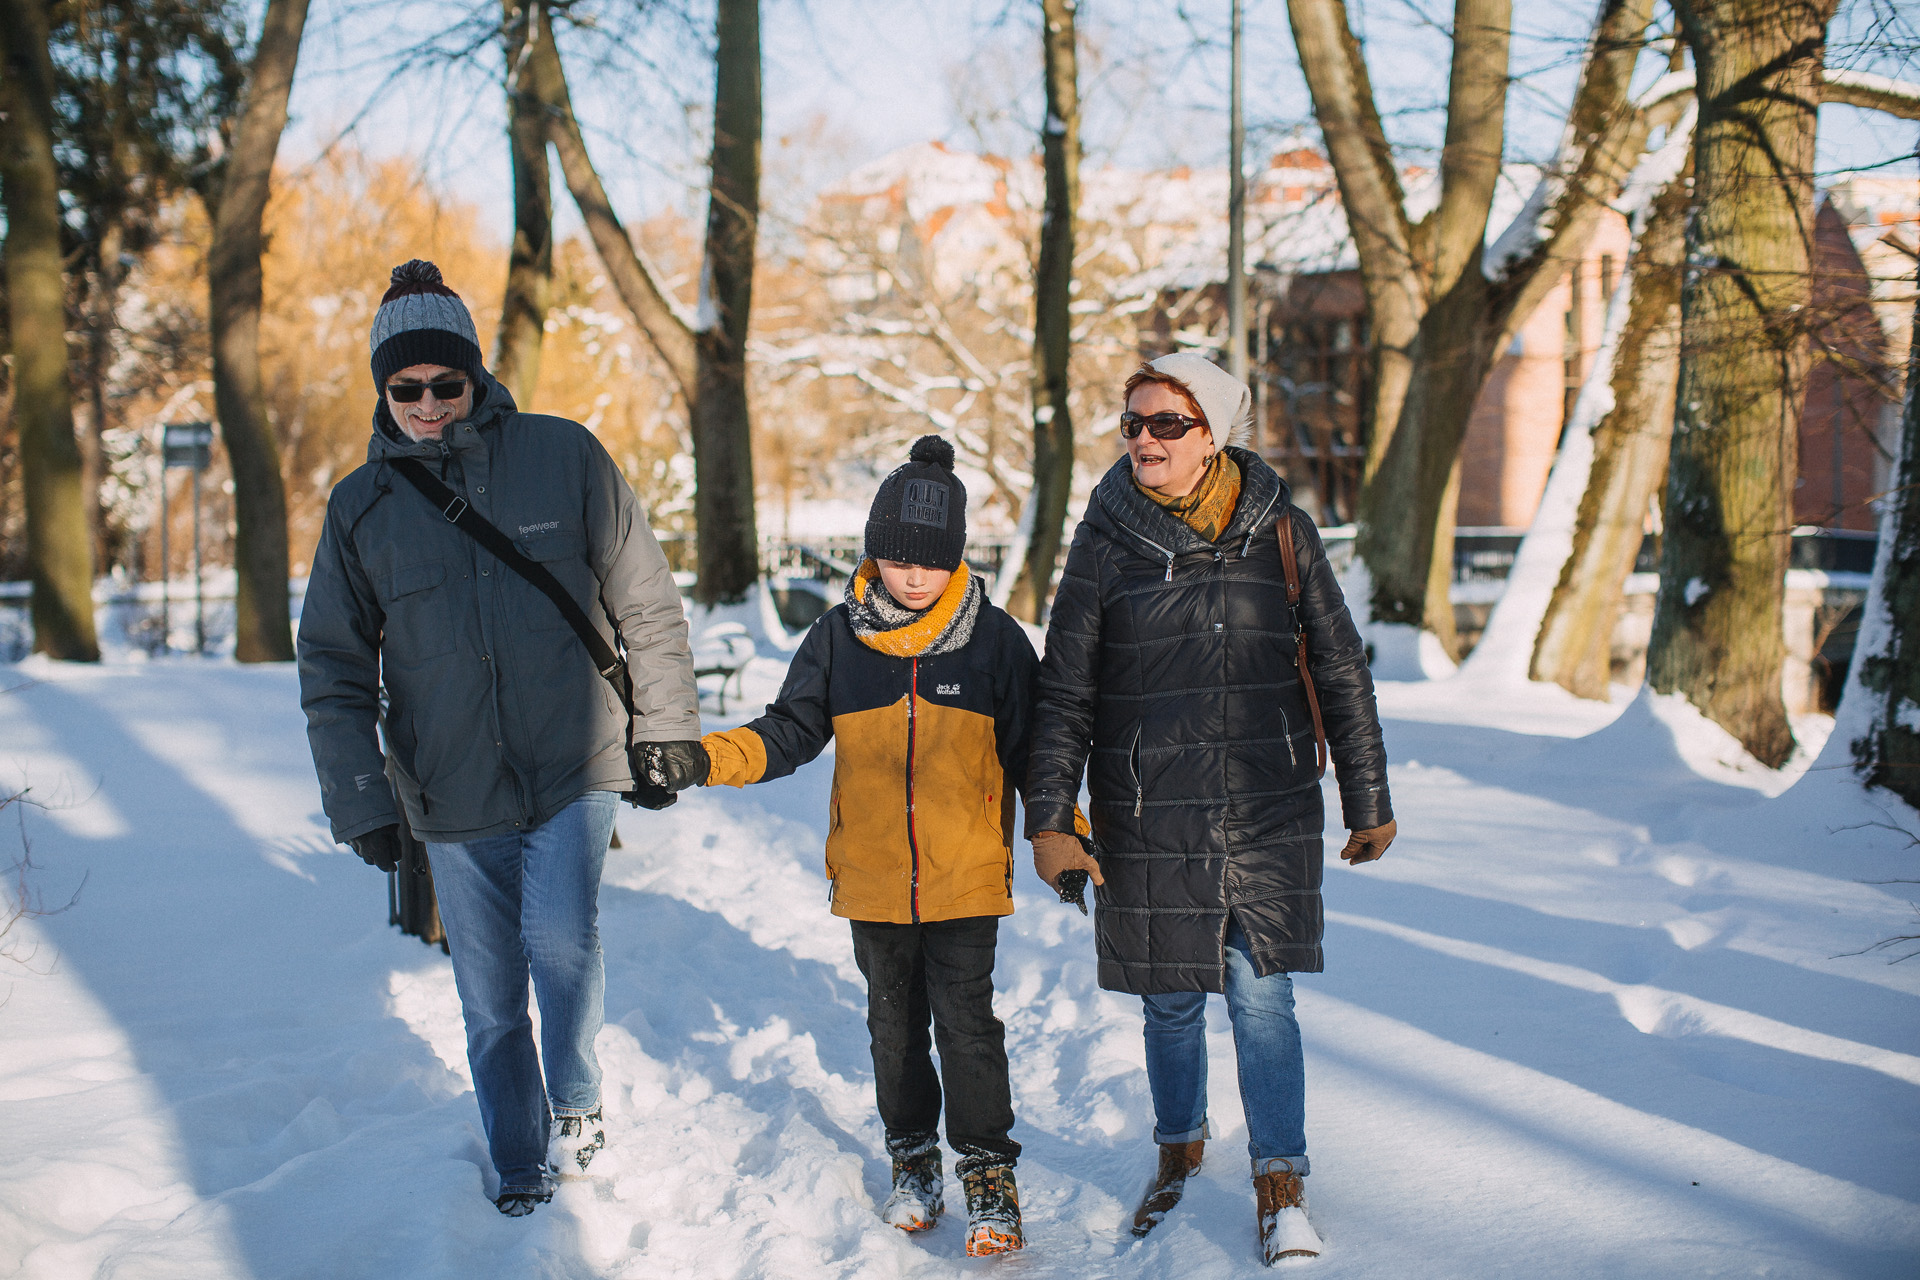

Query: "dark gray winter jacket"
left=297, top=375, right=698, bottom=844
left=1024, top=449, right=1390, bottom=991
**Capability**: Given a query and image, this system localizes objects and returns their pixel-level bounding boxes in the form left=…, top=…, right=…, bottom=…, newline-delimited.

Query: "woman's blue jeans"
left=1140, top=917, right=1309, bottom=1178
left=424, top=790, right=618, bottom=1194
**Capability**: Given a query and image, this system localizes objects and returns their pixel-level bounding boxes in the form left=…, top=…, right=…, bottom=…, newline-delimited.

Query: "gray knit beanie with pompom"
left=368, top=259, right=484, bottom=391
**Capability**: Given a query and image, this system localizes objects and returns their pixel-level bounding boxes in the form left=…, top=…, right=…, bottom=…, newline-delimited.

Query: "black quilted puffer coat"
left=1023, top=448, right=1391, bottom=993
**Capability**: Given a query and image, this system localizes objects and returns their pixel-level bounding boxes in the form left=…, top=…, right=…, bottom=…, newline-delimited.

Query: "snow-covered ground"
left=1, top=655, right=1916, bottom=1279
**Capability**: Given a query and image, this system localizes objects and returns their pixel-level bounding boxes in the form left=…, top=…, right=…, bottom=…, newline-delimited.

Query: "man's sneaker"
left=880, top=1146, right=944, bottom=1231
left=1254, top=1169, right=1323, bottom=1264
left=495, top=1186, right=553, bottom=1217
left=960, top=1164, right=1025, bottom=1257
left=548, top=1108, right=605, bottom=1176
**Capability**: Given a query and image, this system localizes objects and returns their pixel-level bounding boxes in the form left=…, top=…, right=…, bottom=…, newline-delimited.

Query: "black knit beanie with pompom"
left=864, top=435, right=968, bottom=571
left=368, top=259, right=485, bottom=391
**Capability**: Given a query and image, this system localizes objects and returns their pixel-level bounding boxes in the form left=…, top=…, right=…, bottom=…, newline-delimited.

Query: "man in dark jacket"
left=1023, top=353, right=1395, bottom=1265
left=297, top=261, right=705, bottom=1216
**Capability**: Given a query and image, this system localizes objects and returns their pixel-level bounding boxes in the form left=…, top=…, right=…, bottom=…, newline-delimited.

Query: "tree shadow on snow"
left=1311, top=871, right=1920, bottom=1202
left=11, top=673, right=608, bottom=1279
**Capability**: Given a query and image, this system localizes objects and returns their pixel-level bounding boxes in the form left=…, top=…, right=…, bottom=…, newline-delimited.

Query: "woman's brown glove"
left=1338, top=819, right=1397, bottom=864
left=1032, top=830, right=1105, bottom=890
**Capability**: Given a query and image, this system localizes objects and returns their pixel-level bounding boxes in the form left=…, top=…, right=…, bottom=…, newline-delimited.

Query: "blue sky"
left=280, top=0, right=1918, bottom=248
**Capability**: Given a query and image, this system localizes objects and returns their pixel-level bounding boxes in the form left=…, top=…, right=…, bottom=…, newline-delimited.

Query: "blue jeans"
left=1140, top=917, right=1309, bottom=1177
left=425, top=790, right=618, bottom=1194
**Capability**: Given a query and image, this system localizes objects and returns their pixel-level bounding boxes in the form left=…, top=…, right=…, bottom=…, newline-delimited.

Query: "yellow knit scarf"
left=847, top=560, right=979, bottom=657
left=1135, top=451, right=1242, bottom=543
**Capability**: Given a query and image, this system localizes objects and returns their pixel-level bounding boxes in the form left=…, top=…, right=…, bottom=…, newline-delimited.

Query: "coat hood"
left=365, top=370, right=519, bottom=464
left=1087, top=445, right=1291, bottom=569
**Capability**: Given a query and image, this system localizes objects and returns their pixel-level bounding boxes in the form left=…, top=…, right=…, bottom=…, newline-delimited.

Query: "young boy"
left=699, top=436, right=1035, bottom=1256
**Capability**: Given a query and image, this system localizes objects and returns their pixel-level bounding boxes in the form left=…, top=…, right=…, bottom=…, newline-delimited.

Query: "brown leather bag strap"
left=1276, top=505, right=1329, bottom=779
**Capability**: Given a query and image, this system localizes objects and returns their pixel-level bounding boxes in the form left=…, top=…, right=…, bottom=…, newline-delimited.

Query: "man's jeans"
left=849, top=917, right=1021, bottom=1173
left=1140, top=917, right=1309, bottom=1178
left=425, top=790, right=618, bottom=1194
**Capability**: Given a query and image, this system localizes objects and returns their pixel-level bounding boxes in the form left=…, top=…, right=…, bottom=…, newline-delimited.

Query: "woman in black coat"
left=1024, top=353, right=1395, bottom=1265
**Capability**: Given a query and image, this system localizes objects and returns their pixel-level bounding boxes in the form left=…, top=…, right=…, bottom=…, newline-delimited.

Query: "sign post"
left=160, top=422, right=214, bottom=655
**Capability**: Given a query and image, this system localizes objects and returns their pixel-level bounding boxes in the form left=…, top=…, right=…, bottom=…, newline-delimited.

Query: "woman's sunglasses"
left=387, top=378, right=469, bottom=403
left=1120, top=410, right=1207, bottom=440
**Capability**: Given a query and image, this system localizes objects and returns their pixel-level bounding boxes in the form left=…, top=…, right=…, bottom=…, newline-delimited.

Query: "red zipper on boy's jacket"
left=906, top=656, right=921, bottom=922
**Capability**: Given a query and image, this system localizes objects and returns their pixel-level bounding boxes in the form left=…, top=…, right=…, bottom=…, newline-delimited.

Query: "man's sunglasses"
left=1120, top=410, right=1208, bottom=440
left=387, top=378, right=469, bottom=403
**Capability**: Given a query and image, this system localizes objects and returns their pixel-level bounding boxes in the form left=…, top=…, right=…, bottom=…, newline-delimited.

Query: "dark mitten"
left=350, top=824, right=403, bottom=873
left=644, top=740, right=711, bottom=792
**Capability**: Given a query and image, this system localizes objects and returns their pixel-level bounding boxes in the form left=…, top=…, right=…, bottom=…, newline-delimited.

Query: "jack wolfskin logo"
left=936, top=683, right=961, bottom=696
left=518, top=520, right=561, bottom=536
left=900, top=480, right=949, bottom=527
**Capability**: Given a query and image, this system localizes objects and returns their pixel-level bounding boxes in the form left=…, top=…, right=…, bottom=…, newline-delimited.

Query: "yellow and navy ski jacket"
left=702, top=589, right=1041, bottom=924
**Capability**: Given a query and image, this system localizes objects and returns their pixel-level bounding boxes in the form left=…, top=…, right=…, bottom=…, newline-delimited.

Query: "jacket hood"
left=365, top=370, right=518, bottom=463
left=1087, top=446, right=1291, bottom=568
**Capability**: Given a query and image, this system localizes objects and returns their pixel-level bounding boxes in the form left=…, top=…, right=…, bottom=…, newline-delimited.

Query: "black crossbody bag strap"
left=388, top=458, right=675, bottom=809
left=389, top=458, right=631, bottom=707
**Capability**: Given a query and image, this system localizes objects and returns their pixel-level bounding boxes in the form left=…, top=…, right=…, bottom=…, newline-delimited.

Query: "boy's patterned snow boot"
left=1132, top=1138, right=1204, bottom=1237
left=494, top=1185, right=553, bottom=1217
left=548, top=1108, right=605, bottom=1176
left=880, top=1144, right=944, bottom=1231
left=960, top=1164, right=1025, bottom=1256
left=1254, top=1168, right=1322, bottom=1264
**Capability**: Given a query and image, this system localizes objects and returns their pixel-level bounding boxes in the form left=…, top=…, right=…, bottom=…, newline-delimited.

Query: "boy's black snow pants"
left=850, top=916, right=1020, bottom=1173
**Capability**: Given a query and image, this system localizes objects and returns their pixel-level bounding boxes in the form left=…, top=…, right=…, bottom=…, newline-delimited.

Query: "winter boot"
left=1254, top=1168, right=1322, bottom=1264
left=880, top=1145, right=944, bottom=1231
left=960, top=1164, right=1025, bottom=1256
left=548, top=1108, right=605, bottom=1176
left=494, top=1186, right=553, bottom=1217
left=1131, top=1139, right=1204, bottom=1237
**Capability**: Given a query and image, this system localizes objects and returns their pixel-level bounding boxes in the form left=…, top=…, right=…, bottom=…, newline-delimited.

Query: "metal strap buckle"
left=441, top=496, right=468, bottom=522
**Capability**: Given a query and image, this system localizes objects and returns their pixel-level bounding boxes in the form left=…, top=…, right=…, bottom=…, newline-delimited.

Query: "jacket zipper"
left=1241, top=485, right=1282, bottom=559
left=907, top=657, right=921, bottom=922
left=1130, top=725, right=1144, bottom=817
left=1280, top=704, right=1297, bottom=768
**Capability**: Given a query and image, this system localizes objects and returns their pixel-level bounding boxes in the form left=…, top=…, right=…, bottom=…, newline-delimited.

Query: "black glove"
left=643, top=740, right=711, bottom=792
left=350, top=824, right=403, bottom=874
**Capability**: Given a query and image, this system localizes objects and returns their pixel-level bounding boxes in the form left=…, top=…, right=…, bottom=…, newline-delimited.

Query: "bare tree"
left=529, top=0, right=762, bottom=605
left=1004, top=0, right=1081, bottom=622
left=1531, top=158, right=1692, bottom=697
left=1645, top=0, right=1838, bottom=766
left=1286, top=0, right=1682, bottom=654
left=1841, top=277, right=1920, bottom=807
left=0, top=0, right=100, bottom=660
left=493, top=0, right=555, bottom=406
left=202, top=0, right=310, bottom=662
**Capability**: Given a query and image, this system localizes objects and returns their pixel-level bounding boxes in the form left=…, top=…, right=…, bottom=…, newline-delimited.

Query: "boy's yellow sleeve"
left=703, top=727, right=768, bottom=787
left=1073, top=805, right=1091, bottom=837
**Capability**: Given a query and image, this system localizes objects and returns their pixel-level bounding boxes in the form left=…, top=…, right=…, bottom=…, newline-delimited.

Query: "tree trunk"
left=1005, top=0, right=1080, bottom=623
left=1533, top=161, right=1690, bottom=697
left=690, top=0, right=761, bottom=605
left=0, top=0, right=99, bottom=661
left=1647, top=0, right=1837, bottom=767
left=527, top=23, right=700, bottom=397
left=493, top=0, right=553, bottom=407
left=207, top=0, right=308, bottom=663
left=1842, top=281, right=1920, bottom=808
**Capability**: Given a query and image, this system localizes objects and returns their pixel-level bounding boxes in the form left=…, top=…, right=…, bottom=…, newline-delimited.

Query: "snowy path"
left=1, top=660, right=1916, bottom=1279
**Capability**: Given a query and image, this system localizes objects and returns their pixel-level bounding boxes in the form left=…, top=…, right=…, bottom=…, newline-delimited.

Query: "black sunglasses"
left=387, top=378, right=469, bottom=403
left=1120, top=410, right=1208, bottom=440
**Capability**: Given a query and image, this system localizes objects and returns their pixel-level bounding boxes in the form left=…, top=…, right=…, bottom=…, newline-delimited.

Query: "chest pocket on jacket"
left=381, top=560, right=454, bottom=664
left=518, top=532, right=593, bottom=631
